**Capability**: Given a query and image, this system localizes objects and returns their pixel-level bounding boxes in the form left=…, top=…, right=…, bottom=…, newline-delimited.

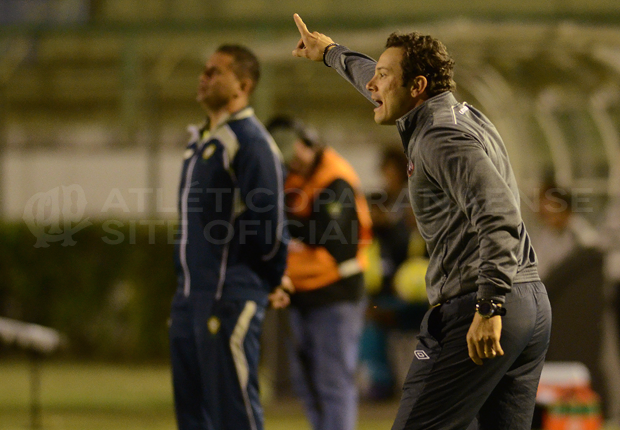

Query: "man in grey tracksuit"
left=292, top=15, right=552, bottom=430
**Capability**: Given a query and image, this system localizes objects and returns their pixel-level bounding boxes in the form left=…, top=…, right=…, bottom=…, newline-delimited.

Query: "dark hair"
left=385, top=32, right=456, bottom=96
left=266, top=115, right=320, bottom=148
left=381, top=145, right=409, bottom=185
left=216, top=44, right=260, bottom=93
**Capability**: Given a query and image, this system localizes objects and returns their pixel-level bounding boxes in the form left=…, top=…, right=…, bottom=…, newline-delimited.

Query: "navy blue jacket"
left=174, top=107, right=288, bottom=305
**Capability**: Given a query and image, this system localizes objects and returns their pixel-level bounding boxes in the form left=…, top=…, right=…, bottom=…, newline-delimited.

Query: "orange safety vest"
left=285, top=148, right=372, bottom=292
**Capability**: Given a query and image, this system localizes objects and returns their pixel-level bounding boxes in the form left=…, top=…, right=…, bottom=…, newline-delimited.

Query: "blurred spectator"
left=267, top=115, right=372, bottom=430
left=530, top=183, right=608, bottom=416
left=534, top=184, right=599, bottom=279
left=359, top=146, right=429, bottom=401
left=600, top=196, right=620, bottom=425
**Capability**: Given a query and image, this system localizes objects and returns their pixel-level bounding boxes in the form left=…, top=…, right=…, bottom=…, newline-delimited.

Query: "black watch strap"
left=476, top=299, right=506, bottom=318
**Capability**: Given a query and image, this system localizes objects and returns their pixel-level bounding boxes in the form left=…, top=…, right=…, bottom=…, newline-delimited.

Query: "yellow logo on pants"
left=207, top=316, right=221, bottom=335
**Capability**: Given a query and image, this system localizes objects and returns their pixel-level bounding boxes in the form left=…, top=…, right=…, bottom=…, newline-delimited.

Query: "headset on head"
left=266, top=115, right=320, bottom=148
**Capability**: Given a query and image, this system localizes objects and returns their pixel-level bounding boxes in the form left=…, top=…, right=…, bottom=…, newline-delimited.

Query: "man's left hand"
left=268, top=276, right=294, bottom=309
left=466, top=313, right=504, bottom=365
left=268, top=287, right=291, bottom=309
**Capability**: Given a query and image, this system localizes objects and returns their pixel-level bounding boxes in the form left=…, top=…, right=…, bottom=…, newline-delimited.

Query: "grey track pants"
left=391, top=281, right=552, bottom=430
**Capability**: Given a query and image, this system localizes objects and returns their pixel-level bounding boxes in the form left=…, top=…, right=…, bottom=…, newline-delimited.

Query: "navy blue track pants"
left=169, top=293, right=266, bottom=430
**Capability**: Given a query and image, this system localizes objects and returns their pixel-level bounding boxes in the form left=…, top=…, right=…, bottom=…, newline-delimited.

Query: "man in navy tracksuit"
left=292, top=15, right=552, bottom=430
left=169, top=45, right=290, bottom=430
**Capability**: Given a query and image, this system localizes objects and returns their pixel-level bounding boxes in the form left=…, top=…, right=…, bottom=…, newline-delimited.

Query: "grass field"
left=0, top=359, right=396, bottom=430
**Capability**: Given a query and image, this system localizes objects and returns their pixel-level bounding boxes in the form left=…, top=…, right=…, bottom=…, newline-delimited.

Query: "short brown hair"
left=385, top=32, right=456, bottom=96
left=216, top=44, right=260, bottom=93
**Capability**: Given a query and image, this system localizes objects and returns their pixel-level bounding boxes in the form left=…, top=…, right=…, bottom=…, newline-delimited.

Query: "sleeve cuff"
left=476, top=284, right=507, bottom=304
left=324, top=44, right=349, bottom=68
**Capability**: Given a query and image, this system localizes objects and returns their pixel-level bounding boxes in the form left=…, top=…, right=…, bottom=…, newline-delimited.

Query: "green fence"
left=0, top=221, right=177, bottom=361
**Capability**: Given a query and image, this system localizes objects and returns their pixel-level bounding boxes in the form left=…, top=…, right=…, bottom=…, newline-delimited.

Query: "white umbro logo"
left=414, top=350, right=430, bottom=360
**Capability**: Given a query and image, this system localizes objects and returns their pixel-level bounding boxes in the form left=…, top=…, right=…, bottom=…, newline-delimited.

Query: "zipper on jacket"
left=180, top=154, right=199, bottom=297
left=215, top=186, right=238, bottom=301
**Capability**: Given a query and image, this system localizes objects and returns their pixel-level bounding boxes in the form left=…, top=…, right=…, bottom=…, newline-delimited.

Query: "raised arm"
left=292, top=14, right=378, bottom=105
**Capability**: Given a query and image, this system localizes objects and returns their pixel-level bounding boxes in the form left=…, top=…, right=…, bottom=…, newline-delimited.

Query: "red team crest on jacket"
left=407, top=159, right=414, bottom=177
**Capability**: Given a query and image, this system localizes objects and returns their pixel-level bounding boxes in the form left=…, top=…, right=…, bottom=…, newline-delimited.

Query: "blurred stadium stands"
left=1, top=0, right=620, bottom=219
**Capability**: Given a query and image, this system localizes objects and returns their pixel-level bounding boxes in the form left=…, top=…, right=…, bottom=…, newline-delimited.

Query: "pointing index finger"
left=293, top=13, right=310, bottom=37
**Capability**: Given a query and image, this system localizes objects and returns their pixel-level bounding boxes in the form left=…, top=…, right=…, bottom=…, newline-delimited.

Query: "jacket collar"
left=396, top=91, right=456, bottom=151
left=199, top=106, right=255, bottom=141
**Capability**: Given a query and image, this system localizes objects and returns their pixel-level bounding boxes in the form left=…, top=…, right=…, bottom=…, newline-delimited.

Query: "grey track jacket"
left=325, top=45, right=539, bottom=306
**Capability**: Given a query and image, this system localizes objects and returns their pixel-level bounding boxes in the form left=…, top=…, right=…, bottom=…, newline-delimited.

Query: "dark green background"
left=0, top=221, right=177, bottom=361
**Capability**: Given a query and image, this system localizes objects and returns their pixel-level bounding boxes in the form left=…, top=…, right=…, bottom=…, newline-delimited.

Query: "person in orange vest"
left=267, top=116, right=372, bottom=430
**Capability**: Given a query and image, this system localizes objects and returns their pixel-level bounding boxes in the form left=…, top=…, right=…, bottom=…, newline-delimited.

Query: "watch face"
left=477, top=302, right=493, bottom=316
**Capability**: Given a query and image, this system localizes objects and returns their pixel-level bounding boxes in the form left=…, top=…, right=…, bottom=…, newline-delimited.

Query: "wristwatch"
left=475, top=299, right=507, bottom=318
